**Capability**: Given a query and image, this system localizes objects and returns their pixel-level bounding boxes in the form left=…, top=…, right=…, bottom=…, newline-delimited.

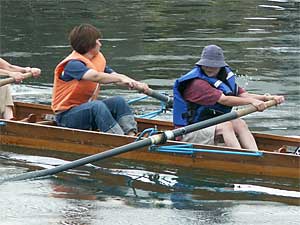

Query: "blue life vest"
left=173, top=66, right=238, bottom=126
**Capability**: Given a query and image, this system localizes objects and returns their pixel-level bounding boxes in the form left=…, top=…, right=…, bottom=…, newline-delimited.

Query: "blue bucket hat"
left=196, top=45, right=227, bottom=67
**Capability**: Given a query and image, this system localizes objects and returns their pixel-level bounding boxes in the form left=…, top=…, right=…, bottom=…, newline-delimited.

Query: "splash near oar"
left=1, top=100, right=278, bottom=183
left=0, top=72, right=33, bottom=87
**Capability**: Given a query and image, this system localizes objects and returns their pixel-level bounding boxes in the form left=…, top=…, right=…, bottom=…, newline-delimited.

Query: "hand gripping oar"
left=0, top=72, right=33, bottom=87
left=1, top=100, right=277, bottom=183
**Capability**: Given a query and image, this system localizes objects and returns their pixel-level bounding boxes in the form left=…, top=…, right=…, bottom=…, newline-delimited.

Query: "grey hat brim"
left=196, top=58, right=227, bottom=67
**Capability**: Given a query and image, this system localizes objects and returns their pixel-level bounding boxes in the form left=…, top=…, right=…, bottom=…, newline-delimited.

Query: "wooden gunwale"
left=12, top=101, right=300, bottom=150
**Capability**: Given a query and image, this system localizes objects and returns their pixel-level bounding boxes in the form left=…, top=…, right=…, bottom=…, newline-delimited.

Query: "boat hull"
left=0, top=102, right=299, bottom=179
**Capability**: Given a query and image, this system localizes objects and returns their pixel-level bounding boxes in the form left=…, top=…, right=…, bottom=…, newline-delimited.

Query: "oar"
left=1, top=100, right=277, bottom=183
left=0, top=72, right=33, bottom=87
left=134, top=84, right=173, bottom=107
left=145, top=88, right=173, bottom=107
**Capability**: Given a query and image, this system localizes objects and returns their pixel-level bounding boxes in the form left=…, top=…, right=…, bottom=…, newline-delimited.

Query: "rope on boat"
left=127, top=93, right=172, bottom=119
left=149, top=143, right=263, bottom=157
left=127, top=95, right=149, bottom=105
left=135, top=128, right=158, bottom=141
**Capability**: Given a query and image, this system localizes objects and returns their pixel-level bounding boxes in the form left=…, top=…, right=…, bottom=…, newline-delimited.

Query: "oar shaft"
left=5, top=138, right=154, bottom=182
left=236, top=99, right=277, bottom=117
left=172, top=111, right=238, bottom=138
left=0, top=72, right=33, bottom=87
left=146, top=89, right=173, bottom=107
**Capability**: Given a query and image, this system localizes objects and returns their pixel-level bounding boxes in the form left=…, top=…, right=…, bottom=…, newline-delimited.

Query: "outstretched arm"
left=239, top=92, right=285, bottom=104
left=82, top=69, right=149, bottom=93
left=218, top=94, right=267, bottom=111
left=0, top=58, right=41, bottom=82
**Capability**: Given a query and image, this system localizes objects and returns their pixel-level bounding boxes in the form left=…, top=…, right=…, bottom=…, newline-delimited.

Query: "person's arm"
left=0, top=58, right=41, bottom=79
left=239, top=92, right=267, bottom=101
left=0, top=68, right=24, bottom=83
left=239, top=91, right=285, bottom=104
left=218, top=93, right=264, bottom=108
left=82, top=69, right=149, bottom=93
left=63, top=60, right=149, bottom=93
left=0, top=58, right=28, bottom=73
left=0, top=68, right=13, bottom=77
left=218, top=92, right=285, bottom=111
left=185, top=79, right=284, bottom=112
left=219, top=83, right=285, bottom=111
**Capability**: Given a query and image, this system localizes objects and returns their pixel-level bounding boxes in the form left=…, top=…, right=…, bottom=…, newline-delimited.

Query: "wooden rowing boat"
left=0, top=101, right=299, bottom=179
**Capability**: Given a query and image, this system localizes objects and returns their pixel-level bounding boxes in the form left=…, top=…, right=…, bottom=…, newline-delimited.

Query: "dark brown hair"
left=68, top=24, right=102, bottom=54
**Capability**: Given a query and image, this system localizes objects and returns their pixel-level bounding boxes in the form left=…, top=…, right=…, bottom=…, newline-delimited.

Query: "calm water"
left=0, top=0, right=300, bottom=224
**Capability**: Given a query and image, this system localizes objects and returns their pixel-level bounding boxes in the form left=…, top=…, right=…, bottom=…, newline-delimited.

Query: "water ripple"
left=259, top=5, right=285, bottom=10
left=244, top=17, right=278, bottom=20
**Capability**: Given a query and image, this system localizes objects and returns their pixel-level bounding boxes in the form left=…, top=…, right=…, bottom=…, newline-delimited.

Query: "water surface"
left=0, top=0, right=300, bottom=224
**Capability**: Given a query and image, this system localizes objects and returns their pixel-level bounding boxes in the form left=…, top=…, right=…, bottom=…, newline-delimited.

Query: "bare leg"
left=3, top=106, right=14, bottom=120
left=231, top=118, right=258, bottom=150
left=215, top=121, right=241, bottom=148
